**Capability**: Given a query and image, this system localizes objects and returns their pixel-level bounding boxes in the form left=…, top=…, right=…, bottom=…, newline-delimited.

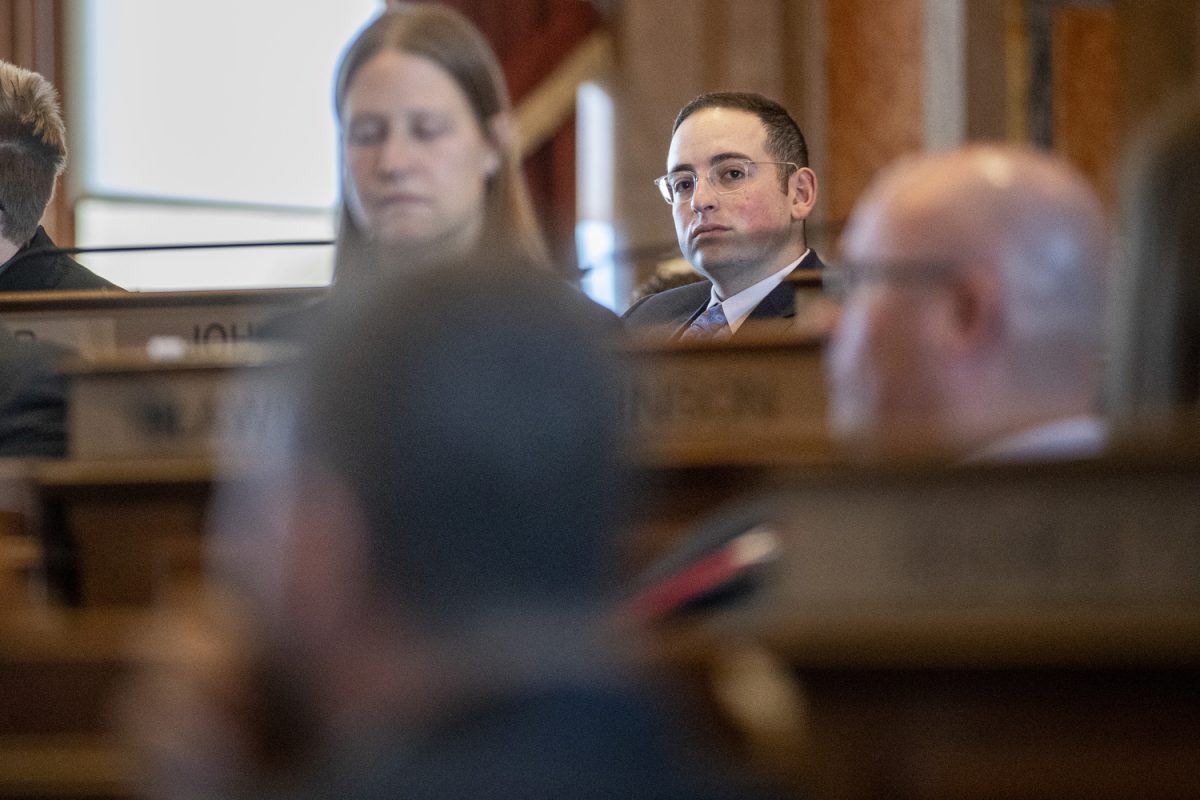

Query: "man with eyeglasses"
left=623, top=92, right=822, bottom=340
left=0, top=60, right=117, bottom=291
left=826, top=144, right=1109, bottom=462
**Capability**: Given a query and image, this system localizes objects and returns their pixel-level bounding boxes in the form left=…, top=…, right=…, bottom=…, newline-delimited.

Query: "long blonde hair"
left=332, top=4, right=548, bottom=278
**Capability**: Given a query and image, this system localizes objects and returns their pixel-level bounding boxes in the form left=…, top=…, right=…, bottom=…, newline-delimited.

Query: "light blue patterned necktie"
left=679, top=303, right=731, bottom=341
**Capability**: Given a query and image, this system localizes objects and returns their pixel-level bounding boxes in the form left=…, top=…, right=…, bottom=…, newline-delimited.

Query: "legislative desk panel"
left=33, top=457, right=218, bottom=606
left=621, top=327, right=836, bottom=467
left=0, top=287, right=324, bottom=357
left=63, top=345, right=295, bottom=460
left=647, top=448, right=1200, bottom=800
left=15, top=435, right=1200, bottom=797
left=45, top=331, right=838, bottom=605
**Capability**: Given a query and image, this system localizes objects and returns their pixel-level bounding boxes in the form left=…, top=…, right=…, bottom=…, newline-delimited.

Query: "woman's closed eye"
left=409, top=113, right=452, bottom=142
left=347, top=115, right=387, bottom=147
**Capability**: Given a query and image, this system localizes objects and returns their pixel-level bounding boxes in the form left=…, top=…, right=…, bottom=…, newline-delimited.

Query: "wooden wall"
left=5, top=1, right=1200, bottom=286
left=610, top=0, right=1200, bottom=299
left=422, top=0, right=604, bottom=273
left=824, top=0, right=924, bottom=230
left=1052, top=5, right=1119, bottom=206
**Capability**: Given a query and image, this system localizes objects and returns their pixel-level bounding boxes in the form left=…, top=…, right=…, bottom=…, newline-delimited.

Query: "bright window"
left=71, top=0, right=381, bottom=289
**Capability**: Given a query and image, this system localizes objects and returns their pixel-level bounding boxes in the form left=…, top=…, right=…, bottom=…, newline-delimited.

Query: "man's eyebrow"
left=708, top=151, right=752, bottom=165
left=666, top=151, right=753, bottom=174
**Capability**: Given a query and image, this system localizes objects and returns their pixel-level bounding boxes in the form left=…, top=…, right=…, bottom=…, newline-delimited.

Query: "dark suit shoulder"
left=0, top=228, right=120, bottom=292
left=0, top=327, right=68, bottom=457
left=622, top=281, right=711, bottom=329
left=47, top=259, right=121, bottom=291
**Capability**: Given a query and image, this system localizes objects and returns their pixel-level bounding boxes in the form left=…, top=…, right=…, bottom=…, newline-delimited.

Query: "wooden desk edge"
left=0, top=286, right=326, bottom=311
left=653, top=607, right=1200, bottom=669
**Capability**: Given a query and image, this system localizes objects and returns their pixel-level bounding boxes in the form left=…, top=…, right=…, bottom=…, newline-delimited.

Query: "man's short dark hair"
left=293, top=263, right=626, bottom=626
left=674, top=91, right=809, bottom=187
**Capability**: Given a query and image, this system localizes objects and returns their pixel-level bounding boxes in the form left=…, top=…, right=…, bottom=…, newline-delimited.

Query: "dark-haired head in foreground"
left=195, top=261, right=775, bottom=799
left=292, top=262, right=625, bottom=627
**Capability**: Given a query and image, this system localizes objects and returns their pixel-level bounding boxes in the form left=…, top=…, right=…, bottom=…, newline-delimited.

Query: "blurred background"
left=1, top=0, right=1195, bottom=307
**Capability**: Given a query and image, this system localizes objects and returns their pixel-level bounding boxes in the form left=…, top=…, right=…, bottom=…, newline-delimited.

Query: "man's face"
left=666, top=108, right=805, bottom=287
left=826, top=198, right=944, bottom=451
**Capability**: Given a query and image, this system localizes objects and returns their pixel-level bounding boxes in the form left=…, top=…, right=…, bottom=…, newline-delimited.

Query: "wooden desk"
left=63, top=345, right=295, bottom=460
left=38, top=330, right=838, bottom=605
left=0, top=287, right=323, bottom=358
left=646, top=449, right=1200, bottom=800
left=0, top=608, right=142, bottom=799
left=21, top=343, right=293, bottom=604
left=33, top=458, right=217, bottom=606
left=622, top=330, right=836, bottom=467
left=15, top=429, right=1200, bottom=797
left=0, top=461, right=38, bottom=607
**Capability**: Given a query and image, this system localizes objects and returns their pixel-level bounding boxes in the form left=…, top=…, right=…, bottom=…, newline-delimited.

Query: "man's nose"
left=689, top=174, right=719, bottom=212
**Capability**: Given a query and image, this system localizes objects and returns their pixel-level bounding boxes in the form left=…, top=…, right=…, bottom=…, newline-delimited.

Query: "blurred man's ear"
left=274, top=462, right=374, bottom=648
left=937, top=266, right=1001, bottom=357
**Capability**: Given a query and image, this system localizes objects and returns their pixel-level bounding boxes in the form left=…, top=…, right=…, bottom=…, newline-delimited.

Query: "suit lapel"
left=671, top=293, right=713, bottom=339
left=734, top=251, right=825, bottom=334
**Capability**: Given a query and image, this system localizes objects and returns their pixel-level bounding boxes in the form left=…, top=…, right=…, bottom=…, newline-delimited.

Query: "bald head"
left=828, top=145, right=1109, bottom=458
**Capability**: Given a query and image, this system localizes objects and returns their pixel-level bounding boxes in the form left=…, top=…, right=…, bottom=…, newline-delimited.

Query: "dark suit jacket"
left=622, top=250, right=824, bottom=337
left=0, top=327, right=68, bottom=457
left=0, top=227, right=120, bottom=292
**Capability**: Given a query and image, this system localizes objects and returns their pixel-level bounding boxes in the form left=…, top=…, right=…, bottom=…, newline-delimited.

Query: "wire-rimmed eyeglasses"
left=654, top=158, right=798, bottom=205
left=821, top=259, right=962, bottom=301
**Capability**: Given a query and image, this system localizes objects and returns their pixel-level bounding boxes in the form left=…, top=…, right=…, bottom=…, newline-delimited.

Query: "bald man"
left=827, top=145, right=1109, bottom=461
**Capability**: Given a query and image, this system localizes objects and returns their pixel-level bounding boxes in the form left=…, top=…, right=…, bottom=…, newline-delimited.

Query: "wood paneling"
left=424, top=0, right=603, bottom=274
left=523, top=118, right=579, bottom=272
left=1053, top=6, right=1119, bottom=207
left=1115, top=0, right=1200, bottom=140
left=824, top=0, right=924, bottom=228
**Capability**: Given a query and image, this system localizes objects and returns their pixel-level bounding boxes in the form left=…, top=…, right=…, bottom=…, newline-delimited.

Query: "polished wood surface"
left=0, top=288, right=324, bottom=358
left=641, top=447, right=1200, bottom=800
left=0, top=607, right=142, bottom=800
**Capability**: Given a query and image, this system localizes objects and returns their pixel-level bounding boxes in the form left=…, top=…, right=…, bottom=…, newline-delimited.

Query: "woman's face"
left=341, top=50, right=499, bottom=255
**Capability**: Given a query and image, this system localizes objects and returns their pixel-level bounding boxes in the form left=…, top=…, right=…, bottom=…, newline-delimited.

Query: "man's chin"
left=684, top=250, right=735, bottom=283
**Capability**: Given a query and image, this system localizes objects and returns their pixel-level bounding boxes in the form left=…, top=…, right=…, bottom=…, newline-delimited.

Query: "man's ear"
left=789, top=166, right=818, bottom=222
left=934, top=266, right=1001, bottom=357
left=483, top=111, right=513, bottom=178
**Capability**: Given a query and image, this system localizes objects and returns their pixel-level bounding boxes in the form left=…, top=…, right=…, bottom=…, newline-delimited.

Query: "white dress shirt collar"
left=964, top=415, right=1109, bottom=463
left=705, top=251, right=809, bottom=333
